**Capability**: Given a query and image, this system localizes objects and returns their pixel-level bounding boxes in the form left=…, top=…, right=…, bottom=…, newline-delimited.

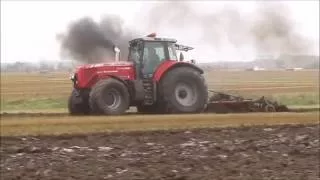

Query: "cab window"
left=168, top=43, right=178, bottom=61
left=128, top=41, right=142, bottom=63
left=142, top=42, right=166, bottom=74
left=143, top=42, right=166, bottom=62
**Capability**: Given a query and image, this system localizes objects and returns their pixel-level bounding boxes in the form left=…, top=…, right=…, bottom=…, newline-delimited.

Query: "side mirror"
left=190, top=59, right=196, bottom=64
left=179, top=52, right=184, bottom=61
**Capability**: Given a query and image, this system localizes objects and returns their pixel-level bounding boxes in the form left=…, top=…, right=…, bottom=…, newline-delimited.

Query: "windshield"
left=128, top=42, right=141, bottom=63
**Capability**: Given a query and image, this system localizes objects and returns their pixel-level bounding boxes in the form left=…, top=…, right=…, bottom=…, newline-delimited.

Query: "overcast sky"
left=1, top=0, right=319, bottom=63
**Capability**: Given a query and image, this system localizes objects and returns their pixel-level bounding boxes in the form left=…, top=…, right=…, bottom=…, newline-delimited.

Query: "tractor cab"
left=128, top=33, right=194, bottom=79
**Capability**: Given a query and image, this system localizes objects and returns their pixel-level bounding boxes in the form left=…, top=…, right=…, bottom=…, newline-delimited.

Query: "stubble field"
left=0, top=70, right=319, bottom=179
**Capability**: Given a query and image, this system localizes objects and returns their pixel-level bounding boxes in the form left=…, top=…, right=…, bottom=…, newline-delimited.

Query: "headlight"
left=70, top=74, right=75, bottom=80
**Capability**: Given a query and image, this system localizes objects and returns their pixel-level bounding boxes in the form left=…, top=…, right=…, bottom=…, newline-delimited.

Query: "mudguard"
left=153, top=60, right=204, bottom=82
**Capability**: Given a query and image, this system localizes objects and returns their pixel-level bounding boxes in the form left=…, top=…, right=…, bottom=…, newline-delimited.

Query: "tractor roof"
left=129, top=37, right=177, bottom=44
left=129, top=33, right=177, bottom=44
left=129, top=33, right=194, bottom=51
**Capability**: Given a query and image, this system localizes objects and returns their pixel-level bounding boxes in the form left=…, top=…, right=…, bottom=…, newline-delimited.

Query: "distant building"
left=246, top=66, right=265, bottom=71
left=286, top=67, right=304, bottom=71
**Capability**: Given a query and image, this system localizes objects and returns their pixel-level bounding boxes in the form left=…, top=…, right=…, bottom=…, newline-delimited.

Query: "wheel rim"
left=174, top=82, right=198, bottom=106
left=104, top=88, right=121, bottom=109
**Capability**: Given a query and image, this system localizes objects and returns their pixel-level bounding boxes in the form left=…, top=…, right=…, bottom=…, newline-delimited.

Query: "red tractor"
left=68, top=33, right=208, bottom=115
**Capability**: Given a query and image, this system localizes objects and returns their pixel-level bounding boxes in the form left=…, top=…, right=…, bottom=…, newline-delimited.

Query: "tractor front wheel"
left=68, top=89, right=90, bottom=115
left=160, top=67, right=208, bottom=114
left=89, top=78, right=129, bottom=115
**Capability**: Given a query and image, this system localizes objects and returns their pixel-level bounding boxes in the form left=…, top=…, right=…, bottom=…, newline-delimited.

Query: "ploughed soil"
left=1, top=124, right=319, bottom=180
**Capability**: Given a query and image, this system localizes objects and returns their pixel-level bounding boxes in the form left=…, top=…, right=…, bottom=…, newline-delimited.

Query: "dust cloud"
left=146, top=1, right=315, bottom=57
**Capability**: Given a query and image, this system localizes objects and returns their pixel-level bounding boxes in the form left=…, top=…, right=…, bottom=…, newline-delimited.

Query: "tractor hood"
left=72, top=61, right=136, bottom=88
left=78, top=61, right=134, bottom=70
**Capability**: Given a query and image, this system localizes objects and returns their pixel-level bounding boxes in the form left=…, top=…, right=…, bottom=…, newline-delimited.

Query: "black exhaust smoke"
left=58, top=2, right=316, bottom=63
left=58, top=15, right=137, bottom=64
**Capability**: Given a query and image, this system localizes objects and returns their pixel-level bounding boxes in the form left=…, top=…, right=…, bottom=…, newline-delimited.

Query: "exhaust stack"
left=114, top=46, right=120, bottom=62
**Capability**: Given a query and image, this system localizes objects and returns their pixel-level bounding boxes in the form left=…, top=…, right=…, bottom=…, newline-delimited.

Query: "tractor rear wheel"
left=160, top=67, right=208, bottom=114
left=68, top=89, right=90, bottom=115
left=89, top=78, right=129, bottom=115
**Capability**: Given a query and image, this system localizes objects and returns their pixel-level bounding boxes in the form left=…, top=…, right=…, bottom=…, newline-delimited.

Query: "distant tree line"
left=1, top=54, right=319, bottom=73
left=1, top=61, right=74, bottom=73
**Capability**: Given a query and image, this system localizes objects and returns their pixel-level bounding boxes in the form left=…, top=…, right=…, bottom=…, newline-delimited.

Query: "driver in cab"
left=143, top=47, right=161, bottom=75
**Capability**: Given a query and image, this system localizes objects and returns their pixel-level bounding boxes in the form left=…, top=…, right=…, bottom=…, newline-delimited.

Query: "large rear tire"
left=159, top=67, right=208, bottom=114
left=68, top=89, right=90, bottom=115
left=89, top=78, right=129, bottom=115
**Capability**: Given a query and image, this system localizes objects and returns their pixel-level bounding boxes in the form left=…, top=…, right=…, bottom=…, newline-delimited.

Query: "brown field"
left=1, top=70, right=319, bottom=180
left=1, top=123, right=319, bottom=180
left=1, top=70, right=318, bottom=99
left=1, top=73, right=72, bottom=100
left=1, top=69, right=319, bottom=113
left=1, top=70, right=318, bottom=134
left=1, top=112, right=318, bottom=136
left=203, top=70, right=318, bottom=95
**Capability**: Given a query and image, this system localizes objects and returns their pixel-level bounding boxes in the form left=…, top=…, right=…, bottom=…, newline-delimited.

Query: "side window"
left=168, top=43, right=178, bottom=61
left=155, top=47, right=165, bottom=61
left=143, top=48, right=149, bottom=61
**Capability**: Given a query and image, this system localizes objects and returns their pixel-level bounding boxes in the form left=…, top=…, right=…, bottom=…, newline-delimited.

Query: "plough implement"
left=204, top=90, right=289, bottom=113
